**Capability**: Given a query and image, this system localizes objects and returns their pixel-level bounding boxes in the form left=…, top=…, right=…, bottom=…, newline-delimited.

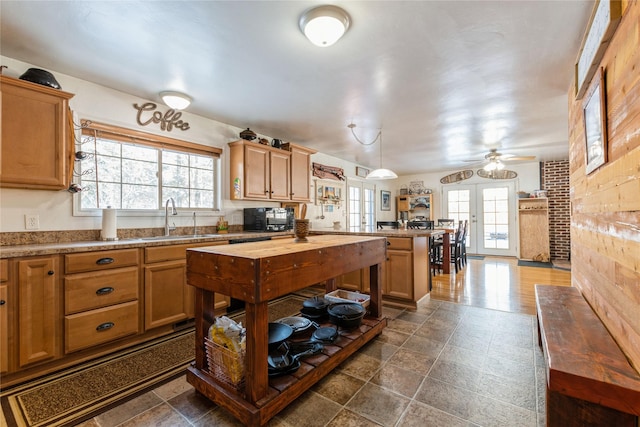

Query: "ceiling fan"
left=465, top=149, right=536, bottom=171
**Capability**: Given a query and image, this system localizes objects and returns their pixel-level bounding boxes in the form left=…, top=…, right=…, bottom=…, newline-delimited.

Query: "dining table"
left=435, top=228, right=456, bottom=274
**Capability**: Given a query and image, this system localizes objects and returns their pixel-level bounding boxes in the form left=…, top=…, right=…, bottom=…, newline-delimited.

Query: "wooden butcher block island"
left=186, top=235, right=388, bottom=426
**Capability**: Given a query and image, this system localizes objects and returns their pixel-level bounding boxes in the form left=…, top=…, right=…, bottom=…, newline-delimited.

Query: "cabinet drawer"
left=387, top=237, right=412, bottom=251
left=65, top=249, right=139, bottom=274
left=65, top=301, right=139, bottom=353
left=145, top=241, right=226, bottom=263
left=65, top=267, right=139, bottom=314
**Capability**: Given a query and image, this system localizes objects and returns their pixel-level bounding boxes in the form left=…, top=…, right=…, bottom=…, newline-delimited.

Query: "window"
left=76, top=120, right=221, bottom=212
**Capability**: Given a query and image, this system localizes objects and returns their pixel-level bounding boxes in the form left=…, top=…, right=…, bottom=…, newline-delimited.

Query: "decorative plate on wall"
left=476, top=169, right=518, bottom=179
left=440, top=170, right=473, bottom=184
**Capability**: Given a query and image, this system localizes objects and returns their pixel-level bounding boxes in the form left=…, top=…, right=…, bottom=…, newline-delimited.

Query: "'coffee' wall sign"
left=133, top=102, right=190, bottom=132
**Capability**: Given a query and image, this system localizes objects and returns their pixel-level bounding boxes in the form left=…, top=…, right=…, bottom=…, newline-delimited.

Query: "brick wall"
left=541, top=160, right=570, bottom=260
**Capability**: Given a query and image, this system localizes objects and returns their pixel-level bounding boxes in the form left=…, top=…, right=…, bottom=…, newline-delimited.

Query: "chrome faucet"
left=164, top=197, right=177, bottom=236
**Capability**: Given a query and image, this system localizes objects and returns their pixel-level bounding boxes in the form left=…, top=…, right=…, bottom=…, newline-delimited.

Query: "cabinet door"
left=144, top=260, right=190, bottom=329
left=384, top=250, right=413, bottom=300
left=17, top=257, right=61, bottom=367
left=270, top=150, right=291, bottom=200
left=289, top=147, right=312, bottom=201
left=337, top=270, right=362, bottom=292
left=0, top=76, right=74, bottom=190
left=243, top=144, right=270, bottom=199
left=0, top=260, right=8, bottom=373
left=0, top=283, right=8, bottom=374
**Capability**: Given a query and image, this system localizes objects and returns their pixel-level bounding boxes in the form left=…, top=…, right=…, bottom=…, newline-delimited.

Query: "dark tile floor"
left=76, top=298, right=545, bottom=426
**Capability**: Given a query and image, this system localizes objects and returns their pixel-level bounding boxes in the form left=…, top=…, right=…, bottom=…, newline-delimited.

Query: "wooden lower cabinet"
left=17, top=256, right=62, bottom=367
left=1, top=259, right=10, bottom=374
left=144, top=241, right=228, bottom=330
left=64, top=249, right=141, bottom=354
left=144, top=260, right=190, bottom=329
left=385, top=249, right=413, bottom=300
left=336, top=236, right=429, bottom=307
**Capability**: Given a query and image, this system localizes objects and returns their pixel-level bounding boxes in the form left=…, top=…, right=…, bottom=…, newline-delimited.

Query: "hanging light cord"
left=348, top=122, right=381, bottom=146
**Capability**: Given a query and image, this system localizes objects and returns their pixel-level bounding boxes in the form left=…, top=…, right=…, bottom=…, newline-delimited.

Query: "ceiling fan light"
left=299, top=5, right=351, bottom=47
left=160, top=91, right=192, bottom=110
left=496, top=161, right=505, bottom=170
left=366, top=168, right=398, bottom=180
left=483, top=162, right=497, bottom=171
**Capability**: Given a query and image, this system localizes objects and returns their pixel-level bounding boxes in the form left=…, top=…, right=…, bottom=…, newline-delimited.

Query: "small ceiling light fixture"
left=160, top=91, right=192, bottom=110
left=299, top=5, right=351, bottom=47
left=348, top=122, right=398, bottom=180
left=483, top=158, right=505, bottom=171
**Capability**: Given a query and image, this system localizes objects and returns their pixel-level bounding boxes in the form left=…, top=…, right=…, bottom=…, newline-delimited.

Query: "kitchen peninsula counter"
left=313, top=228, right=443, bottom=308
left=185, top=234, right=387, bottom=426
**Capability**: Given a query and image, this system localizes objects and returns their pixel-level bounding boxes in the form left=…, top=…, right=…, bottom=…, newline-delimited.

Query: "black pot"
left=302, top=296, right=330, bottom=316
left=268, top=322, right=293, bottom=351
left=327, top=303, right=366, bottom=329
left=239, top=128, right=257, bottom=141
left=19, top=68, right=61, bottom=89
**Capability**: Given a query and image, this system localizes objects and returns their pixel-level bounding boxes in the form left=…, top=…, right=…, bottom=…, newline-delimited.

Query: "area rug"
left=0, top=294, right=307, bottom=427
left=466, top=255, right=485, bottom=260
left=517, top=260, right=552, bottom=268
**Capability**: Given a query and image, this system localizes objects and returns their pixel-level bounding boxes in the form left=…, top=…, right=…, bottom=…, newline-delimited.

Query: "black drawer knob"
left=48, top=270, right=54, bottom=275
left=96, top=322, right=115, bottom=332
left=96, top=287, right=115, bottom=296
left=0, top=300, right=5, bottom=306
left=96, top=257, right=115, bottom=265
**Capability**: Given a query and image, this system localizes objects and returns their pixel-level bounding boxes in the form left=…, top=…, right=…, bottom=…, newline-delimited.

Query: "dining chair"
left=376, top=221, right=398, bottom=229
left=437, top=218, right=455, bottom=227
left=407, top=220, right=434, bottom=230
left=450, top=220, right=464, bottom=273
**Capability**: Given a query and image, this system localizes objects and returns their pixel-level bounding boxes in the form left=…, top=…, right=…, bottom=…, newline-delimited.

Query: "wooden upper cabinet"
left=229, top=140, right=292, bottom=201
left=229, top=139, right=316, bottom=202
left=1, top=75, right=75, bottom=190
left=282, top=142, right=316, bottom=202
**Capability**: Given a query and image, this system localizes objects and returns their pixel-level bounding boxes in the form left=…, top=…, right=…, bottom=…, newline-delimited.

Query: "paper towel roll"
left=101, top=207, right=118, bottom=241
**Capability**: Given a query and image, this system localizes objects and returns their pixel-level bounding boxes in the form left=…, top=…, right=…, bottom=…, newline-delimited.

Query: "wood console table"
left=186, top=235, right=387, bottom=426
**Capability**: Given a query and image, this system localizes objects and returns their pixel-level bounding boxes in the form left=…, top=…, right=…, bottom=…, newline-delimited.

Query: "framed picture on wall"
left=583, top=67, right=607, bottom=175
left=381, top=190, right=391, bottom=211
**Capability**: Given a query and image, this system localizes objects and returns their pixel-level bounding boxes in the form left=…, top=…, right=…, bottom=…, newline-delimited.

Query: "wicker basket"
left=204, top=337, right=245, bottom=390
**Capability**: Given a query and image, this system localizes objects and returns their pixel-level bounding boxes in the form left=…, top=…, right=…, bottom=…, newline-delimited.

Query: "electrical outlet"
left=25, top=214, right=40, bottom=230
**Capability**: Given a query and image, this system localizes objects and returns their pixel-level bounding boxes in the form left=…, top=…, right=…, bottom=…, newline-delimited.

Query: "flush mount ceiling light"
left=160, top=91, right=192, bottom=110
left=299, top=5, right=351, bottom=47
left=348, top=122, right=398, bottom=180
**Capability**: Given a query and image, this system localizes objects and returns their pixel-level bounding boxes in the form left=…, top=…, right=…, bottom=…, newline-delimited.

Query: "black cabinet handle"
left=48, top=270, right=54, bottom=275
left=96, top=322, right=115, bottom=332
left=96, top=257, right=114, bottom=265
left=0, top=300, right=5, bottom=306
left=386, top=241, right=391, bottom=246
left=96, top=287, right=114, bottom=296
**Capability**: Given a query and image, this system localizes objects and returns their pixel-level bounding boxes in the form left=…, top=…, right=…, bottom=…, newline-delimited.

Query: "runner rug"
left=1, top=293, right=310, bottom=427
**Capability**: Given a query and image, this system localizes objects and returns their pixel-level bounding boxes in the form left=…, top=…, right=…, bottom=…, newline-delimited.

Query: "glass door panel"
left=443, top=182, right=516, bottom=256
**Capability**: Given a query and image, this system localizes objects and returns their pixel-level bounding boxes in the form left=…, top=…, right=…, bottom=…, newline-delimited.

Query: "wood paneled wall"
left=568, top=1, right=640, bottom=370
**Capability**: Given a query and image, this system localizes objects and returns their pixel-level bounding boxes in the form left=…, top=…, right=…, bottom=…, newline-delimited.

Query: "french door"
left=347, top=179, right=375, bottom=231
left=443, top=182, right=517, bottom=256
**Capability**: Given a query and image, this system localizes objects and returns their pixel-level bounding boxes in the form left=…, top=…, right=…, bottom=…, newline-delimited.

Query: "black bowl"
left=19, top=68, right=61, bottom=89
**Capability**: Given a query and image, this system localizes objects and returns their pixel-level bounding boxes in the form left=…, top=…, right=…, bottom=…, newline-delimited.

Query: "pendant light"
left=348, top=123, right=398, bottom=180
left=299, top=5, right=351, bottom=47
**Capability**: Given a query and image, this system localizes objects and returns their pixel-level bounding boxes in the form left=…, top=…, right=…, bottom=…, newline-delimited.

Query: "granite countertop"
left=313, top=228, right=445, bottom=238
left=0, top=231, right=294, bottom=258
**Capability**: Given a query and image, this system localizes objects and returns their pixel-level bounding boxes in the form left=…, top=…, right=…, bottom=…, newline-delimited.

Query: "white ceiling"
left=1, top=1, right=594, bottom=175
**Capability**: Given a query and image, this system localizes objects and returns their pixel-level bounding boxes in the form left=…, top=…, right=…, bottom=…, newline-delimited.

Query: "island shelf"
left=186, top=235, right=387, bottom=426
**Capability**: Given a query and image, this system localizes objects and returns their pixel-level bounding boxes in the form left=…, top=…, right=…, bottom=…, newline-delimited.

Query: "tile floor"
left=76, top=299, right=545, bottom=427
